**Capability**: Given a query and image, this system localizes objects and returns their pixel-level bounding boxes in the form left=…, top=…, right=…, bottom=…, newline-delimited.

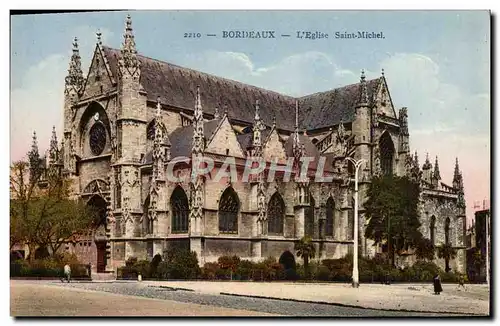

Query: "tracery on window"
left=89, top=122, right=107, bottom=156
left=171, top=186, right=189, bottom=233
left=218, top=187, right=239, bottom=234
left=267, top=192, right=285, bottom=235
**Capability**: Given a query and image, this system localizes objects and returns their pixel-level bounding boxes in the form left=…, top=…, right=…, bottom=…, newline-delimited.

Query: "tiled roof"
left=101, top=47, right=382, bottom=131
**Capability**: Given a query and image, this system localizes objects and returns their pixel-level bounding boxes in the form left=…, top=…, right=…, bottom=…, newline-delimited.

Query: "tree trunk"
left=28, top=243, right=36, bottom=263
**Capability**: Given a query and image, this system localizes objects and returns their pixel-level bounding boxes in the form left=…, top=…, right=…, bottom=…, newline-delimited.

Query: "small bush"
left=201, top=262, right=219, bottom=280
left=236, top=260, right=254, bottom=280
left=158, top=249, right=200, bottom=280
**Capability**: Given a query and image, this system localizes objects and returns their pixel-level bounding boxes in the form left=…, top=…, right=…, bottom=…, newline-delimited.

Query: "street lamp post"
left=345, top=157, right=366, bottom=288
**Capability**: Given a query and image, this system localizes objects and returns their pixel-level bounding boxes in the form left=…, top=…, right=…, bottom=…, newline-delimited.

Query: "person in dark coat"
left=433, top=274, right=443, bottom=295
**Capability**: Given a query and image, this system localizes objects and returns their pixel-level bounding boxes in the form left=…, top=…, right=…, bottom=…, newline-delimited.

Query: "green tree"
left=437, top=243, right=457, bottom=273
left=415, top=237, right=435, bottom=261
left=364, top=175, right=422, bottom=267
left=294, top=236, right=316, bottom=278
left=10, top=160, right=96, bottom=262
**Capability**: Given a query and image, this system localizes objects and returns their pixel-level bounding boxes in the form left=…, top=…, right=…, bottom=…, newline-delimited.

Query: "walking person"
left=64, top=264, right=71, bottom=283
left=433, top=274, right=442, bottom=295
left=457, top=274, right=467, bottom=291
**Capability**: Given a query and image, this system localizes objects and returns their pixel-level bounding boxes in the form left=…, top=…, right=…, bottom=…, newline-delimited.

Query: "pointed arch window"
left=268, top=192, right=285, bottom=235
left=379, top=132, right=395, bottom=176
left=305, top=196, right=315, bottom=238
left=171, top=186, right=189, bottom=233
left=430, top=215, right=436, bottom=245
left=325, top=197, right=335, bottom=237
left=143, top=196, right=154, bottom=235
left=219, top=187, right=239, bottom=234
left=445, top=217, right=450, bottom=245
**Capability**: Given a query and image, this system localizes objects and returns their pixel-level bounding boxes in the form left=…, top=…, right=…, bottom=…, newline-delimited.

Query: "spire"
left=357, top=69, right=369, bottom=106
left=156, top=96, right=161, bottom=119
left=337, top=119, right=345, bottom=141
left=152, top=97, right=168, bottom=179
left=433, top=156, right=441, bottom=181
left=192, top=86, right=205, bottom=155
left=381, top=68, right=385, bottom=77
left=65, top=37, right=84, bottom=90
left=49, top=126, right=59, bottom=164
left=28, top=131, right=41, bottom=181
left=253, top=100, right=263, bottom=157
left=453, top=157, right=462, bottom=189
left=96, top=29, right=102, bottom=45
left=214, top=105, right=220, bottom=120
left=408, top=151, right=422, bottom=184
left=423, top=152, right=432, bottom=170
left=120, top=14, right=139, bottom=69
left=399, top=107, right=409, bottom=135
left=295, top=99, right=299, bottom=131
left=293, top=100, right=301, bottom=159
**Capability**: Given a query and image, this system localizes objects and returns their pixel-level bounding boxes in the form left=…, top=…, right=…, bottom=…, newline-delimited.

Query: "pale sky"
left=10, top=10, right=490, bottom=225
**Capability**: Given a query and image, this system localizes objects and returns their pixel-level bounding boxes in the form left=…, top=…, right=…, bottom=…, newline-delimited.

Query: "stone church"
left=32, top=15, right=467, bottom=274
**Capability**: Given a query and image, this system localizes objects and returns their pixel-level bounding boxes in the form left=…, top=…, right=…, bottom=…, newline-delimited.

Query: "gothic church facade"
left=36, top=15, right=466, bottom=273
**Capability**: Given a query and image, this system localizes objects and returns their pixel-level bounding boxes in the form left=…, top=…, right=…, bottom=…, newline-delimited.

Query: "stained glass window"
left=325, top=197, right=335, bottom=237
left=89, top=122, right=106, bottom=156
left=268, top=193, right=285, bottom=235
left=305, top=196, right=315, bottom=238
left=379, top=132, right=394, bottom=176
left=171, top=186, right=189, bottom=233
left=219, top=187, right=239, bottom=233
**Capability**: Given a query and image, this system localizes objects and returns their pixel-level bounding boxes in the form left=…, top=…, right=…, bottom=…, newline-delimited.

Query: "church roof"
left=168, top=119, right=222, bottom=158
left=101, top=46, right=382, bottom=131
left=236, top=128, right=272, bottom=151
left=283, top=133, right=321, bottom=161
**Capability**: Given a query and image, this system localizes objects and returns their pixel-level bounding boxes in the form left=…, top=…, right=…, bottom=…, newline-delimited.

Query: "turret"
left=28, top=131, right=41, bottom=182
left=453, top=158, right=461, bottom=189
left=432, top=155, right=441, bottom=188
left=253, top=100, right=264, bottom=157
left=352, top=70, right=371, bottom=177
left=292, top=100, right=302, bottom=166
left=63, top=37, right=84, bottom=173
left=422, top=153, right=432, bottom=184
left=398, top=107, right=409, bottom=153
left=49, top=126, right=59, bottom=165
left=190, top=86, right=205, bottom=226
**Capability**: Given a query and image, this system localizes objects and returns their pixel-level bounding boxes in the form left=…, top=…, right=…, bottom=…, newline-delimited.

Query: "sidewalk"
left=142, top=281, right=490, bottom=315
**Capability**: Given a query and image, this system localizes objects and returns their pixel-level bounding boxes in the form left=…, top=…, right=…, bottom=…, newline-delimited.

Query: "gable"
left=372, top=78, right=397, bottom=118
left=263, top=128, right=287, bottom=162
left=81, top=45, right=116, bottom=100
left=205, top=117, right=245, bottom=158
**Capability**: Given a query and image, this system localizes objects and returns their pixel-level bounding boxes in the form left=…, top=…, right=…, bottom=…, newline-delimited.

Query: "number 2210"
left=184, top=33, right=202, bottom=38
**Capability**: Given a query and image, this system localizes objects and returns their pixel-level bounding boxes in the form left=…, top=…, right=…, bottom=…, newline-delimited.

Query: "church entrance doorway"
left=87, top=195, right=108, bottom=273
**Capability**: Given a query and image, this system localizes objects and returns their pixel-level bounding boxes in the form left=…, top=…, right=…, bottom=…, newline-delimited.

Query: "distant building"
left=466, top=208, right=490, bottom=282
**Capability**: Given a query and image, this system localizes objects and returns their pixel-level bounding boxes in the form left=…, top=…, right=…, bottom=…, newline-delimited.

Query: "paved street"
left=10, top=281, right=275, bottom=317
left=10, top=280, right=484, bottom=317
left=142, top=280, right=490, bottom=315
